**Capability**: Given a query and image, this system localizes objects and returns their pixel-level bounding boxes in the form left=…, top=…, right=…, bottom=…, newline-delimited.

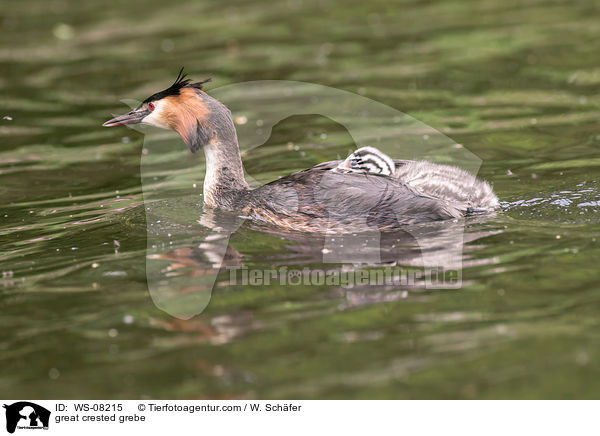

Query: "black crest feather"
left=190, top=78, right=212, bottom=89
left=142, top=68, right=211, bottom=104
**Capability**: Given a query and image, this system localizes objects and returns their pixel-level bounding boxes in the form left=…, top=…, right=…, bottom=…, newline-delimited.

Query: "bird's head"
left=337, top=146, right=395, bottom=176
left=103, top=68, right=220, bottom=152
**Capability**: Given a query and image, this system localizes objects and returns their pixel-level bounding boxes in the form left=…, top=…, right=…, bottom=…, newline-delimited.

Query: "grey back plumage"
left=245, top=161, right=464, bottom=232
left=392, top=160, right=499, bottom=213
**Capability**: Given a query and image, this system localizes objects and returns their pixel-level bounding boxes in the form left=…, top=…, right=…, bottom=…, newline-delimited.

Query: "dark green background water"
left=1, top=0, right=599, bottom=399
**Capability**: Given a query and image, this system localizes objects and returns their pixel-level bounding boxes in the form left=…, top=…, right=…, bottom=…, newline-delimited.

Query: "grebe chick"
left=103, top=70, right=499, bottom=232
left=336, top=147, right=499, bottom=213
left=336, top=146, right=395, bottom=176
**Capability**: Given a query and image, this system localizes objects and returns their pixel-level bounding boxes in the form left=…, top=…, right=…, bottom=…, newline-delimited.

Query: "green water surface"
left=1, top=0, right=599, bottom=399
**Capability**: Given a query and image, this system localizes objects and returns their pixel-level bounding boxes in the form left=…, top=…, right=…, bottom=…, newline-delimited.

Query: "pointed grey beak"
left=103, top=108, right=148, bottom=127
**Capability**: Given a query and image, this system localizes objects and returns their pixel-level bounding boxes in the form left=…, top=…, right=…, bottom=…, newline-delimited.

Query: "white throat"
left=141, top=100, right=170, bottom=129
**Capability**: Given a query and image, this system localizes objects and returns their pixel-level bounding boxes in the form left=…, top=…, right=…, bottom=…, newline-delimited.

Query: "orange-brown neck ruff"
left=163, top=88, right=211, bottom=151
left=158, top=87, right=250, bottom=207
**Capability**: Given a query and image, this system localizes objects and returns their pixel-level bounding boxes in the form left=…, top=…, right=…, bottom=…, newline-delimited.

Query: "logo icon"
left=3, top=402, right=50, bottom=434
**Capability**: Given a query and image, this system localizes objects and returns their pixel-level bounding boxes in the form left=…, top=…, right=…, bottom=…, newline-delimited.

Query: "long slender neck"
left=202, top=114, right=249, bottom=209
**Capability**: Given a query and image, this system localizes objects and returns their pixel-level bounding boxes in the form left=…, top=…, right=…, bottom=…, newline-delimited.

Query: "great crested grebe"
left=103, top=70, right=499, bottom=232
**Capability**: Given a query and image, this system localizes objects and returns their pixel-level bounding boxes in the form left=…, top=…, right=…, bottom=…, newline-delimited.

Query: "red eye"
left=148, top=102, right=155, bottom=111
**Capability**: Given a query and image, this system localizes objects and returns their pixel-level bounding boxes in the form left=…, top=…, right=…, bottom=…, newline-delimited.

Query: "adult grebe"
left=103, top=70, right=499, bottom=232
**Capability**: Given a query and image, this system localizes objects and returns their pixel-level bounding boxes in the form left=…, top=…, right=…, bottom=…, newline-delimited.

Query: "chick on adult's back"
left=338, top=146, right=498, bottom=214
left=103, top=70, right=499, bottom=232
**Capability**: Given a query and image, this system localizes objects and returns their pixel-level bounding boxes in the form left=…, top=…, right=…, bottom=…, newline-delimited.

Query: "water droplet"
left=161, top=38, right=175, bottom=52
left=53, top=23, right=75, bottom=40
